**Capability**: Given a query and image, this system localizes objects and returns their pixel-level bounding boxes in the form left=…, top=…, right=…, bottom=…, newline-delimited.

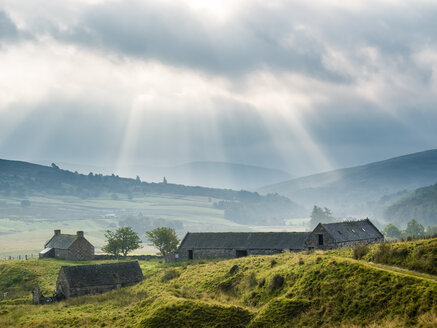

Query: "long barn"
left=176, top=232, right=310, bottom=260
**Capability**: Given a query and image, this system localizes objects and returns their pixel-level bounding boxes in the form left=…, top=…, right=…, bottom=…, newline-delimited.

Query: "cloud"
left=0, top=0, right=437, bottom=176
left=0, top=10, right=18, bottom=40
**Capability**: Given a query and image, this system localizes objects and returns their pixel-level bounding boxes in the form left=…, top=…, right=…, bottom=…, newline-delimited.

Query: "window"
left=318, top=234, right=324, bottom=246
left=351, top=229, right=356, bottom=233
left=362, top=228, right=366, bottom=231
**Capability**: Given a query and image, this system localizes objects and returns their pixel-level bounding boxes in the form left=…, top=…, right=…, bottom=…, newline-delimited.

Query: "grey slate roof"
left=45, top=234, right=77, bottom=249
left=179, top=232, right=310, bottom=250
left=59, top=261, right=143, bottom=288
left=321, top=219, right=383, bottom=242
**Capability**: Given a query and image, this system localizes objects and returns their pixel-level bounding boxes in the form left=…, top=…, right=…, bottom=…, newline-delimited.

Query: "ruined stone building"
left=177, top=232, right=310, bottom=260
left=305, top=218, right=384, bottom=250
left=56, top=261, right=144, bottom=299
left=39, top=230, right=94, bottom=260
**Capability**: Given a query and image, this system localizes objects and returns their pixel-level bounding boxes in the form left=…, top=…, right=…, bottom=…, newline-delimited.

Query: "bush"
left=269, top=274, right=284, bottom=292
left=270, top=259, right=277, bottom=267
left=353, top=245, right=370, bottom=259
left=161, top=269, right=180, bottom=282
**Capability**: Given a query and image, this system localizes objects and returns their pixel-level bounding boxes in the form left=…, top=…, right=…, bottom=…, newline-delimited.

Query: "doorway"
left=188, top=249, right=193, bottom=260
left=236, top=250, right=248, bottom=258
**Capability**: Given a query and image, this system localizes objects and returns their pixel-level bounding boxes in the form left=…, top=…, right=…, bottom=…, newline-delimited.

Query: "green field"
left=0, top=239, right=436, bottom=327
left=0, top=194, right=308, bottom=257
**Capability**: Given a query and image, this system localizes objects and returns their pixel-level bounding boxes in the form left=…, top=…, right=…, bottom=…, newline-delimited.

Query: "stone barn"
left=56, top=261, right=144, bottom=299
left=39, top=230, right=94, bottom=260
left=306, top=218, right=384, bottom=250
left=177, top=232, right=310, bottom=260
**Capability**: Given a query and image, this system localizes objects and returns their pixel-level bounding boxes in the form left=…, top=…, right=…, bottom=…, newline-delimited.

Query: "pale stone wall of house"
left=70, top=238, right=94, bottom=260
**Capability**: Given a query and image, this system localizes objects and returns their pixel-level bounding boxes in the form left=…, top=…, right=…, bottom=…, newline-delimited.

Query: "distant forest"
left=0, top=159, right=304, bottom=225
left=384, top=183, right=437, bottom=227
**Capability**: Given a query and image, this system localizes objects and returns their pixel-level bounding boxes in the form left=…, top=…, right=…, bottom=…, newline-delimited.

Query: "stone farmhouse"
left=56, top=261, right=143, bottom=299
left=177, top=232, right=310, bottom=260
left=177, top=219, right=384, bottom=260
left=305, top=219, right=384, bottom=250
left=39, top=230, right=94, bottom=260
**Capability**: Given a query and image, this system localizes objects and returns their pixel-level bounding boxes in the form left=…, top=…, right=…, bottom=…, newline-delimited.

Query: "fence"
left=0, top=254, right=36, bottom=261
left=0, top=254, right=163, bottom=261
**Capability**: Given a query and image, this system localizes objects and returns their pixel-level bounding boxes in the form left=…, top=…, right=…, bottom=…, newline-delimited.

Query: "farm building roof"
left=45, top=234, right=77, bottom=249
left=320, top=219, right=383, bottom=242
left=59, top=261, right=143, bottom=288
left=178, top=232, right=310, bottom=250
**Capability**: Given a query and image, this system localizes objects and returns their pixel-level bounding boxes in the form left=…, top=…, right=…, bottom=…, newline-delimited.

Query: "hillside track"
left=333, top=255, right=437, bottom=283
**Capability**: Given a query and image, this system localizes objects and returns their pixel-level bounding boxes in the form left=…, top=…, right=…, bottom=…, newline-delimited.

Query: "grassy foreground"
left=0, top=243, right=436, bottom=327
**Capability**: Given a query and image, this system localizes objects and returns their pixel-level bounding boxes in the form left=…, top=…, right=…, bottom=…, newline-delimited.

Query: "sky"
left=1, top=0, right=437, bottom=179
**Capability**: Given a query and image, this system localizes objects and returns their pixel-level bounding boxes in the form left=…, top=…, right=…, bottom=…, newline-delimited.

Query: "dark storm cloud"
left=51, top=1, right=343, bottom=81
left=45, top=0, right=436, bottom=82
left=0, top=10, right=18, bottom=40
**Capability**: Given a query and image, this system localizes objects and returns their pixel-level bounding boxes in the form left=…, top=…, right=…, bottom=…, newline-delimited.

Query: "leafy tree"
left=102, top=227, right=142, bottom=258
left=383, top=223, right=402, bottom=240
left=425, top=225, right=437, bottom=236
left=163, top=177, right=168, bottom=184
left=404, top=219, right=425, bottom=238
left=309, top=205, right=335, bottom=227
left=146, top=227, right=179, bottom=257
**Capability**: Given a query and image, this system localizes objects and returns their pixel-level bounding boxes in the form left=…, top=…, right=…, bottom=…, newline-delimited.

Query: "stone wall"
left=70, top=238, right=94, bottom=260
left=305, top=225, right=338, bottom=250
left=337, top=237, right=383, bottom=248
left=178, top=248, right=284, bottom=260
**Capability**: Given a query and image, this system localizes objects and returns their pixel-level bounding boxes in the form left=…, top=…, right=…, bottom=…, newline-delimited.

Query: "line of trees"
left=383, top=219, right=437, bottom=240
left=101, top=226, right=179, bottom=258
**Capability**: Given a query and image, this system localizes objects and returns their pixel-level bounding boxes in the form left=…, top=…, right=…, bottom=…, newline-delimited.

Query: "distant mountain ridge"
left=164, top=161, right=292, bottom=190
left=259, top=149, right=437, bottom=217
left=0, top=158, right=305, bottom=225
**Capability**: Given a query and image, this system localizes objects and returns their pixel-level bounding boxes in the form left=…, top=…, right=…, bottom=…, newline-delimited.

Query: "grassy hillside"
left=259, top=149, right=437, bottom=220
left=384, top=183, right=437, bottom=226
left=0, top=240, right=436, bottom=327
left=332, top=238, right=437, bottom=275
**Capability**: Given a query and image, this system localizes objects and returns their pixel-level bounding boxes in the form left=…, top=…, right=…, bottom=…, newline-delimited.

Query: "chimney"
left=54, top=229, right=61, bottom=235
left=77, top=231, right=84, bottom=238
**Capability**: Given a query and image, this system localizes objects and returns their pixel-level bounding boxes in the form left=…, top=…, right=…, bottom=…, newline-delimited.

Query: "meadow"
left=0, top=238, right=435, bottom=327
left=0, top=193, right=308, bottom=257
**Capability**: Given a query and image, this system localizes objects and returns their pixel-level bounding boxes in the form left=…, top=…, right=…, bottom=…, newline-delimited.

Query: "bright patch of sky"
left=0, top=0, right=437, bottom=178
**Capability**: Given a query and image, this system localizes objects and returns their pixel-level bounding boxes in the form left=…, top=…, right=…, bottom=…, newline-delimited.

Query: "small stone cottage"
left=39, top=230, right=94, bottom=260
left=305, top=218, right=384, bottom=250
left=56, top=261, right=144, bottom=299
left=177, top=232, right=310, bottom=260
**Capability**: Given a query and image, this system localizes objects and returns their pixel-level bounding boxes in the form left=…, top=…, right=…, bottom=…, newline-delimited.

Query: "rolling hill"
left=0, top=158, right=305, bottom=256
left=259, top=149, right=437, bottom=218
left=160, top=161, right=293, bottom=190
left=0, top=238, right=436, bottom=327
left=384, top=183, right=437, bottom=227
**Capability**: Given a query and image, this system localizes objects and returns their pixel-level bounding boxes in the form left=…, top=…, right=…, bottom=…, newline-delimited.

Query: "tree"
left=102, top=227, right=142, bottom=258
left=146, top=227, right=179, bottom=257
left=425, top=225, right=437, bottom=236
left=383, top=223, right=402, bottom=240
left=163, top=177, right=168, bottom=184
left=309, top=205, right=334, bottom=227
left=404, top=219, right=425, bottom=238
